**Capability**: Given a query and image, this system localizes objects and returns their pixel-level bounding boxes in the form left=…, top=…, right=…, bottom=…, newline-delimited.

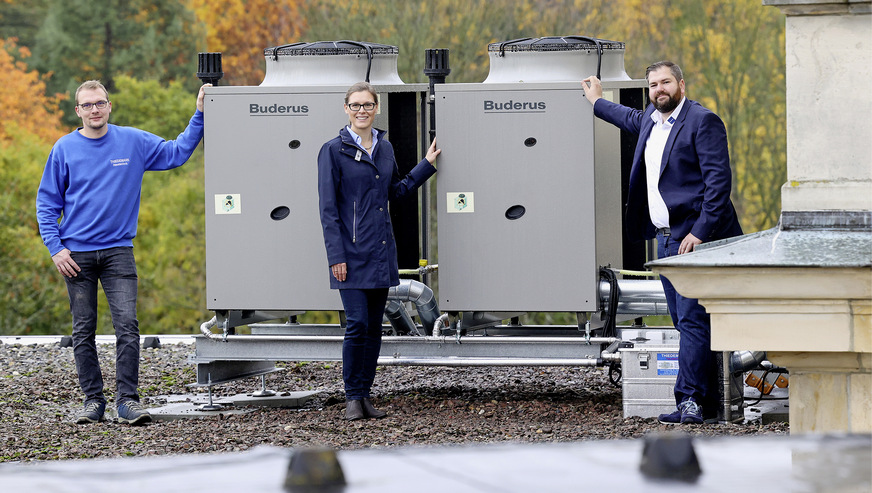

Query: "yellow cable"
left=616, top=269, right=659, bottom=278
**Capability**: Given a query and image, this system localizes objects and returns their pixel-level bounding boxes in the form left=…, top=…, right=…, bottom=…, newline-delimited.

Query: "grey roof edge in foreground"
left=0, top=434, right=868, bottom=492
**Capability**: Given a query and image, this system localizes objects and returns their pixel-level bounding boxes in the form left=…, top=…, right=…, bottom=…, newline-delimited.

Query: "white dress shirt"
left=644, top=97, right=686, bottom=229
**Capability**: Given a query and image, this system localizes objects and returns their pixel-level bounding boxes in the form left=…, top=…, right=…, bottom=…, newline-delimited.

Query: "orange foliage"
left=0, top=38, right=67, bottom=145
left=191, top=0, right=306, bottom=86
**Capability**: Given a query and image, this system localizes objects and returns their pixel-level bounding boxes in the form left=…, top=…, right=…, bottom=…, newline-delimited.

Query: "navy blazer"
left=318, top=127, right=436, bottom=290
left=594, top=98, right=742, bottom=242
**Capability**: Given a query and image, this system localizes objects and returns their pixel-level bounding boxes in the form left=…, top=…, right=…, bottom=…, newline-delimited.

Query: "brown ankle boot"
left=345, top=399, right=364, bottom=421
left=362, top=398, right=387, bottom=419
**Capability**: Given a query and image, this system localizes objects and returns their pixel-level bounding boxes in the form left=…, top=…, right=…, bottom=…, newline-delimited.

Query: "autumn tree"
left=301, top=0, right=532, bottom=84
left=29, top=0, right=206, bottom=126
left=0, top=38, right=66, bottom=144
left=110, top=75, right=199, bottom=139
left=300, top=0, right=672, bottom=84
left=0, top=127, right=74, bottom=335
left=134, top=149, right=211, bottom=334
left=0, top=37, right=69, bottom=334
left=668, top=0, right=786, bottom=231
left=191, top=0, right=306, bottom=86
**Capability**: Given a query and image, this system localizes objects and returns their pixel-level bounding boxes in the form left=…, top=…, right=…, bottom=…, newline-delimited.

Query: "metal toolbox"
left=619, top=328, right=680, bottom=419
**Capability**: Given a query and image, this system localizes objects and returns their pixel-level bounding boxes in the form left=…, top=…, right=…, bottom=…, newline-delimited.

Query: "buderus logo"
left=483, top=100, right=546, bottom=113
left=249, top=103, right=309, bottom=116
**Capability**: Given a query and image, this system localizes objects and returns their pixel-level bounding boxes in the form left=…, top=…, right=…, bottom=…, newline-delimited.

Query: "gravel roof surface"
left=0, top=342, right=788, bottom=462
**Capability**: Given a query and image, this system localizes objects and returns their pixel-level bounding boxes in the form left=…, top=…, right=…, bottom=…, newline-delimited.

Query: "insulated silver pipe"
left=200, top=316, right=218, bottom=339
left=377, top=357, right=604, bottom=367
left=387, top=279, right=440, bottom=331
left=599, top=279, right=669, bottom=316
left=432, top=313, right=450, bottom=336
left=376, top=343, right=622, bottom=367
left=730, top=350, right=767, bottom=373
left=385, top=300, right=419, bottom=335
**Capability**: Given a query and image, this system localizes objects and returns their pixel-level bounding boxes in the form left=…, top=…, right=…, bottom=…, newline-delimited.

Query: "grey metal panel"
left=434, top=82, right=597, bottom=312
left=203, top=84, right=426, bottom=313
left=593, top=117, right=624, bottom=272
left=204, top=87, right=348, bottom=311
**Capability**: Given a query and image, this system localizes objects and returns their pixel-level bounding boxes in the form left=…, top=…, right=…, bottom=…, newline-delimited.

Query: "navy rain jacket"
left=318, top=127, right=436, bottom=290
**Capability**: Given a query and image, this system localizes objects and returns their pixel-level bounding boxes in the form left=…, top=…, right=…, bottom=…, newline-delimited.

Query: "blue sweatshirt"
left=36, top=111, right=204, bottom=256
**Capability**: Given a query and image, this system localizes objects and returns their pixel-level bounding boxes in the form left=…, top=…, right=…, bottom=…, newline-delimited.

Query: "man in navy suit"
left=583, top=61, right=743, bottom=424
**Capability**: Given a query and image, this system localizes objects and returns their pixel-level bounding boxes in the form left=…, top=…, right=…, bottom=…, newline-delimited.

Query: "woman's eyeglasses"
left=347, top=102, right=376, bottom=112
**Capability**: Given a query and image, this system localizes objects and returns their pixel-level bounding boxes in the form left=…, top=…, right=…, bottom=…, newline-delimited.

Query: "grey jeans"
left=63, top=247, right=140, bottom=405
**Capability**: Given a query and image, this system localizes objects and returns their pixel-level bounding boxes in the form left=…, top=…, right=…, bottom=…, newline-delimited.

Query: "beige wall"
left=771, top=1, right=872, bottom=212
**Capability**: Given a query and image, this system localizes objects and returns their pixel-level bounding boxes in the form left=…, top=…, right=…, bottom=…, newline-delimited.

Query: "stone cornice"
left=647, top=226, right=872, bottom=270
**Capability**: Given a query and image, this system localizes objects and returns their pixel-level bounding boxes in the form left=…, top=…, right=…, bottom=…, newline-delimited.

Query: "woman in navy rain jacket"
left=318, top=82, right=441, bottom=421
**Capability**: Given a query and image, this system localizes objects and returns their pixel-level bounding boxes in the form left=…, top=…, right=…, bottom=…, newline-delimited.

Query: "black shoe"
left=362, top=398, right=387, bottom=419
left=345, top=400, right=365, bottom=421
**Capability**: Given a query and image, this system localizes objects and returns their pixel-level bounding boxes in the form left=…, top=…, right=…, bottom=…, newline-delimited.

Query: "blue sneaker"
left=657, top=409, right=681, bottom=424
left=75, top=401, right=106, bottom=424
left=679, top=398, right=704, bottom=424
left=117, top=400, right=152, bottom=426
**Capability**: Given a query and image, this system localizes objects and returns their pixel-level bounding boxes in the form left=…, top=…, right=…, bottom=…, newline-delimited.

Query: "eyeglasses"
left=347, top=102, right=376, bottom=112
left=77, top=100, right=109, bottom=111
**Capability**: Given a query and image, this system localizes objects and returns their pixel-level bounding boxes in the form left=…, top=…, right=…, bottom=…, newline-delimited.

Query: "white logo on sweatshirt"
left=111, top=158, right=130, bottom=167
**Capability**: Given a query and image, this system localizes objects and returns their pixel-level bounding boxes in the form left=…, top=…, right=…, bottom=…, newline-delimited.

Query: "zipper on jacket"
left=352, top=201, right=357, bottom=243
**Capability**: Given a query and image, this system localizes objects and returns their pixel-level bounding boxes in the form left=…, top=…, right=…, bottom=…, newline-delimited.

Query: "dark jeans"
left=657, top=232, right=719, bottom=416
left=339, top=288, right=389, bottom=400
left=63, top=247, right=140, bottom=406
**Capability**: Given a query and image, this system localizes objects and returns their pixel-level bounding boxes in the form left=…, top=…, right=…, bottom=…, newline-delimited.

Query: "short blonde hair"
left=75, top=80, right=109, bottom=104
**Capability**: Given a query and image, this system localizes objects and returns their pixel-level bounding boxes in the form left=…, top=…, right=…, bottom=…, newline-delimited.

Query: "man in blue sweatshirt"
left=36, top=80, right=208, bottom=425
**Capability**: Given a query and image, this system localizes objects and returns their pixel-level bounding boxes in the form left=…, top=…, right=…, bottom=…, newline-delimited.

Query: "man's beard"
left=652, top=91, right=681, bottom=114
